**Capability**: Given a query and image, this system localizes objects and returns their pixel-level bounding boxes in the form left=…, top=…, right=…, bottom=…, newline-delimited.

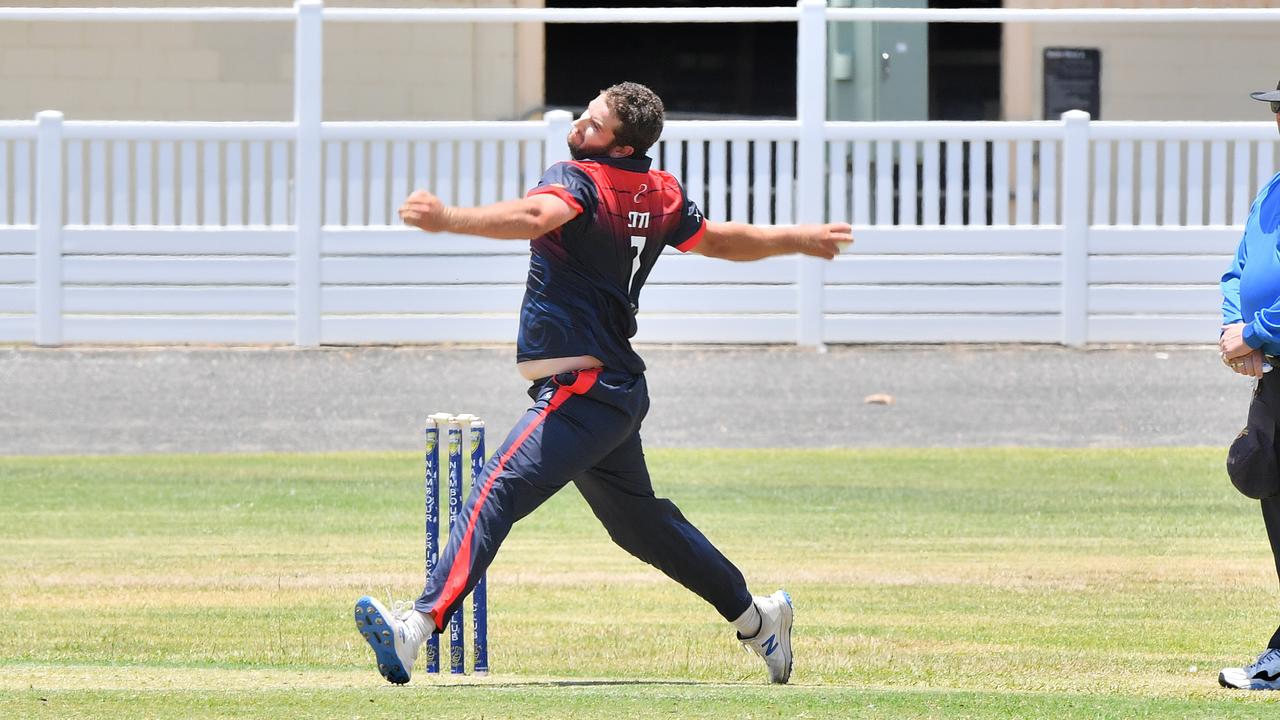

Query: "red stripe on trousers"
left=429, top=367, right=600, bottom=629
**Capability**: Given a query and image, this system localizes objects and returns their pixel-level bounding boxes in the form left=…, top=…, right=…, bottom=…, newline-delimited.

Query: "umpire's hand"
left=1221, top=322, right=1253, bottom=360
left=1221, top=322, right=1266, bottom=377
left=1224, top=349, right=1265, bottom=378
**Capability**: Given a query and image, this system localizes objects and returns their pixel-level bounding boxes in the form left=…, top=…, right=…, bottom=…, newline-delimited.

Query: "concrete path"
left=0, top=344, right=1250, bottom=454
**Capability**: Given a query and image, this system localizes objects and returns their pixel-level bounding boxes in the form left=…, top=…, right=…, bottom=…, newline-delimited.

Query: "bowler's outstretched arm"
left=693, top=221, right=853, bottom=261
left=399, top=190, right=578, bottom=240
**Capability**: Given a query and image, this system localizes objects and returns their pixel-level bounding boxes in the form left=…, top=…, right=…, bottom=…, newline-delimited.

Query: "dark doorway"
left=928, top=0, right=1002, bottom=119
left=544, top=1, right=795, bottom=118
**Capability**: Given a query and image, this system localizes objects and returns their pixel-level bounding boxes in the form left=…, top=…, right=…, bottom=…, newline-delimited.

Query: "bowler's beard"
left=568, top=138, right=618, bottom=161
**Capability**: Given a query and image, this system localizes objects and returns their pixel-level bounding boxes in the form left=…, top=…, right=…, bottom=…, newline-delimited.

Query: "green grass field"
left=3, top=448, right=1280, bottom=718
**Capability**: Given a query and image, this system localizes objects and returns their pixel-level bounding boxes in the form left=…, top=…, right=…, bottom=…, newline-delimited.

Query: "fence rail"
left=1, top=1, right=1276, bottom=347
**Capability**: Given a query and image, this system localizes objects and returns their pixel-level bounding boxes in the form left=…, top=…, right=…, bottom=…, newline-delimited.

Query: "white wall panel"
left=1089, top=285, right=1219, bottom=314
left=1089, top=256, right=1230, bottom=284
left=845, top=227, right=1058, bottom=254
left=826, top=285, right=1060, bottom=314
left=63, top=257, right=293, bottom=285
left=825, top=315, right=1060, bottom=343
left=62, top=316, right=294, bottom=344
left=64, top=228, right=294, bottom=255
left=826, top=256, right=1060, bottom=285
left=0, top=316, right=34, bottom=342
left=1088, top=316, right=1221, bottom=344
left=0, top=227, right=35, bottom=253
left=0, top=285, right=35, bottom=313
left=321, top=315, right=518, bottom=344
left=0, top=256, right=34, bottom=283
left=64, top=287, right=293, bottom=314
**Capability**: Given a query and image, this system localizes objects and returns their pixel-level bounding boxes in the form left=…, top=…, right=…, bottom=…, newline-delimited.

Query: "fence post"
left=294, top=0, right=323, bottom=347
left=543, top=110, right=572, bottom=166
left=795, top=0, right=827, bottom=348
left=1060, top=110, right=1090, bottom=347
left=35, top=110, right=64, bottom=347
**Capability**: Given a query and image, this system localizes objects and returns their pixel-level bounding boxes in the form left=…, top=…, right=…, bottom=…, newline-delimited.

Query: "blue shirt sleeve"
left=1237, top=179, right=1280, bottom=349
left=1221, top=232, right=1246, bottom=328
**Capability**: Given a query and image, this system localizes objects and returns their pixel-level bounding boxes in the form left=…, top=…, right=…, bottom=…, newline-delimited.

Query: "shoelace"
left=390, top=599, right=417, bottom=621
left=1248, top=648, right=1280, bottom=674
left=390, top=598, right=433, bottom=649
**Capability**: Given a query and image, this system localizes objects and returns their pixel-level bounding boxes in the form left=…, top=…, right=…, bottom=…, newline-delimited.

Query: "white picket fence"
left=1, top=112, right=1270, bottom=347
left=0, top=2, right=1275, bottom=347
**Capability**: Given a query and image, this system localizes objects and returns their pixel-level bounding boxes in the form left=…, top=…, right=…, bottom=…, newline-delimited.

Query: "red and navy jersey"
left=518, top=155, right=706, bottom=374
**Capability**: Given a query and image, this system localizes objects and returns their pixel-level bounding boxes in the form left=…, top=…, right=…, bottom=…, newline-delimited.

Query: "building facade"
left=1003, top=0, right=1277, bottom=121
left=0, top=0, right=544, bottom=121
left=1, top=1, right=1276, bottom=122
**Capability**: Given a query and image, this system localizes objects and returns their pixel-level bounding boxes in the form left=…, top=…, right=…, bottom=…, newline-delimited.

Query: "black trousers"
left=1243, top=371, right=1280, bottom=648
left=415, top=367, right=754, bottom=629
left=1265, top=490, right=1280, bottom=648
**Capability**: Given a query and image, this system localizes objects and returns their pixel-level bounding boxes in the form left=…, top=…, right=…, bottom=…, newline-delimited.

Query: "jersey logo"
left=633, top=183, right=650, bottom=203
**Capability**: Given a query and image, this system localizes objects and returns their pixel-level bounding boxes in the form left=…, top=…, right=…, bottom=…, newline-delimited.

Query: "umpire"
left=1219, top=79, right=1280, bottom=690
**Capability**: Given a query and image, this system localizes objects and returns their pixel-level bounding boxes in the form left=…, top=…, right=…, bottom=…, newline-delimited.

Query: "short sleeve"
left=667, top=185, right=707, bottom=253
left=527, top=162, right=594, bottom=219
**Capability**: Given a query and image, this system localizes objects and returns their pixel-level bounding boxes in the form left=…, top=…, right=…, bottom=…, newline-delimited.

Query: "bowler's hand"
left=1221, top=322, right=1253, bottom=360
left=399, top=190, right=452, bottom=233
left=1224, top=347, right=1266, bottom=378
left=798, top=223, right=854, bottom=260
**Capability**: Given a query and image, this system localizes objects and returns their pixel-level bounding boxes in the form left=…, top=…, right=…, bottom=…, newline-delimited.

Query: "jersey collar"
left=577, top=155, right=652, bottom=173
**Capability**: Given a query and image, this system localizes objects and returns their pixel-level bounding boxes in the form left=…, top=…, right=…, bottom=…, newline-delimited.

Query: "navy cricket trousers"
left=415, top=367, right=753, bottom=630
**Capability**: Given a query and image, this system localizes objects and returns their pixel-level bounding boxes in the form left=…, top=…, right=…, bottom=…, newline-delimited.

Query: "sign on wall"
left=1043, top=47, right=1101, bottom=120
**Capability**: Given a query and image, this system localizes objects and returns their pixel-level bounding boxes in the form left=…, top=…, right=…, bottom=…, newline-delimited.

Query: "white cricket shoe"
left=738, top=590, right=794, bottom=684
left=1220, top=648, right=1280, bottom=690
left=354, top=596, right=426, bottom=684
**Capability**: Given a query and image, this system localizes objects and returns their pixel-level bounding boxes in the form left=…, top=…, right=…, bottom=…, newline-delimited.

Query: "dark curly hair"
left=602, top=82, right=665, bottom=156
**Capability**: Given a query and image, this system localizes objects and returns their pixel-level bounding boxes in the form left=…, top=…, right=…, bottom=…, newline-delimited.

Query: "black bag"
left=1227, top=377, right=1280, bottom=500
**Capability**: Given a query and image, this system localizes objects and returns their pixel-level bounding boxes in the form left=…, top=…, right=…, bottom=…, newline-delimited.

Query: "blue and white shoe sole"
left=354, top=596, right=411, bottom=684
left=778, top=590, right=794, bottom=684
left=1219, top=671, right=1280, bottom=690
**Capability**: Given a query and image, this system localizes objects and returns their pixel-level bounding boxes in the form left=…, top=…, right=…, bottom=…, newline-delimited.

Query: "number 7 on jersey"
left=627, top=210, right=651, bottom=295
